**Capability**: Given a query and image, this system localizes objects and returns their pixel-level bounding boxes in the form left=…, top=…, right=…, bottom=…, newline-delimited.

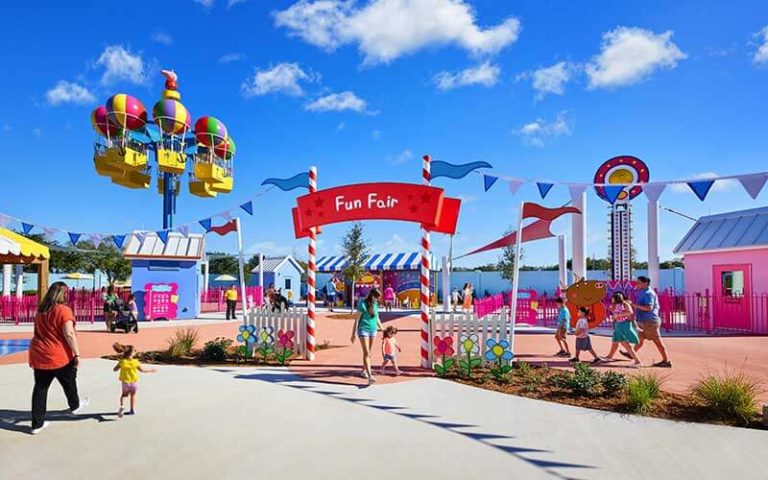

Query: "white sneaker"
left=30, top=421, right=50, bottom=435
left=360, top=370, right=369, bottom=379
left=118, top=407, right=124, bottom=418
left=70, top=397, right=90, bottom=415
left=368, top=375, right=377, bottom=385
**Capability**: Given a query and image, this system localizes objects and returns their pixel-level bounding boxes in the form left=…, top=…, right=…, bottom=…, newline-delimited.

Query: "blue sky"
left=1, top=0, right=767, bottom=268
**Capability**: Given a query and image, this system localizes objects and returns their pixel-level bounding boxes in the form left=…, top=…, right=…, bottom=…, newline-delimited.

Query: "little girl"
left=112, top=343, right=156, bottom=417
left=127, top=294, right=139, bottom=333
left=604, top=292, right=641, bottom=366
left=571, top=307, right=601, bottom=363
left=380, top=326, right=402, bottom=375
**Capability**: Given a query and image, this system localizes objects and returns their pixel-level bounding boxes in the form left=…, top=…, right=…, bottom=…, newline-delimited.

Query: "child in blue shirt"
left=554, top=297, right=571, bottom=357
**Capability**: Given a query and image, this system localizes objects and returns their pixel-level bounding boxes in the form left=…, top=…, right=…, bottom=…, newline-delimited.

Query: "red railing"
left=200, top=286, right=264, bottom=313
left=0, top=288, right=131, bottom=325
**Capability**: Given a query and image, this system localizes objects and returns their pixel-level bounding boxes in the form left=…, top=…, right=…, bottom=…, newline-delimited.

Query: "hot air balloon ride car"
left=103, top=93, right=149, bottom=172
left=153, top=98, right=191, bottom=174
left=191, top=116, right=234, bottom=194
left=91, top=105, right=123, bottom=178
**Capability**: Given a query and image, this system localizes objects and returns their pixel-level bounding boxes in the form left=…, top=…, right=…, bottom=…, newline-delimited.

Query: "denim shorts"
left=383, top=354, right=396, bottom=361
left=358, top=329, right=377, bottom=338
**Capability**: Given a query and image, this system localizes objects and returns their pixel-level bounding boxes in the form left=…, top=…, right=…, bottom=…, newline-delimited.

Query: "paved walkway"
left=1, top=360, right=765, bottom=480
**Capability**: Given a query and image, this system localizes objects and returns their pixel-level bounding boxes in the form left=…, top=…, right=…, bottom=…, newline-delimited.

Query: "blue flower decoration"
left=485, top=338, right=514, bottom=362
left=258, top=326, right=275, bottom=345
left=237, top=324, right=257, bottom=345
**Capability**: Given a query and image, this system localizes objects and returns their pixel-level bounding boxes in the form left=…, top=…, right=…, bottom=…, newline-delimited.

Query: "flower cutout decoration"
left=433, top=335, right=455, bottom=357
left=277, top=330, right=295, bottom=350
left=484, top=338, right=513, bottom=362
left=259, top=326, right=275, bottom=345
left=458, top=334, right=479, bottom=355
left=237, top=324, right=257, bottom=345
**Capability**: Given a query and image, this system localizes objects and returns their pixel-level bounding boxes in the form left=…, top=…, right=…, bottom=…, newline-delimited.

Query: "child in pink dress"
left=380, top=326, right=402, bottom=375
left=383, top=284, right=395, bottom=312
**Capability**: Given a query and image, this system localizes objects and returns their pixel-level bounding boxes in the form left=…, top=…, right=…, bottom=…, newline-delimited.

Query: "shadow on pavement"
left=0, top=409, right=116, bottom=435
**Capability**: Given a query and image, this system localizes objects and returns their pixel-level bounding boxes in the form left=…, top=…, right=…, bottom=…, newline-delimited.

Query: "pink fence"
left=1, top=288, right=131, bottom=325
left=200, top=286, right=264, bottom=313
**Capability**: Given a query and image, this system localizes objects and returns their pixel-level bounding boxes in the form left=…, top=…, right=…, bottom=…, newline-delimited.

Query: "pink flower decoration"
left=277, top=329, right=295, bottom=350
left=433, top=335, right=455, bottom=357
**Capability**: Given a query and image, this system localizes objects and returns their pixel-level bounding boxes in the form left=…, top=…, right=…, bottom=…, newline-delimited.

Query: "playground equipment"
left=90, top=70, right=237, bottom=229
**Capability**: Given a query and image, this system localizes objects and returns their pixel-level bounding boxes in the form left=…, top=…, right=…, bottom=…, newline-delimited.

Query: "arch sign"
left=291, top=182, right=461, bottom=238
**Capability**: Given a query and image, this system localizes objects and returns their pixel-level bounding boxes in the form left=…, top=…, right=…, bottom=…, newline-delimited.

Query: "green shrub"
left=524, top=370, right=545, bottom=393
left=601, top=371, right=628, bottom=397
left=516, top=360, right=532, bottom=378
left=167, top=328, right=200, bottom=357
left=692, top=370, right=762, bottom=425
left=562, top=363, right=602, bottom=396
left=626, top=372, right=664, bottom=414
left=201, top=337, right=233, bottom=362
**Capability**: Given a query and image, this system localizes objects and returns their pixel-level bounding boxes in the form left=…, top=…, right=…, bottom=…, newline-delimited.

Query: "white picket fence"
left=245, top=307, right=308, bottom=358
left=429, top=308, right=513, bottom=365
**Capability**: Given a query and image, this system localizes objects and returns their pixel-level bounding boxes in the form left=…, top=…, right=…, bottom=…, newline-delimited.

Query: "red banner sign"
left=292, top=182, right=461, bottom=238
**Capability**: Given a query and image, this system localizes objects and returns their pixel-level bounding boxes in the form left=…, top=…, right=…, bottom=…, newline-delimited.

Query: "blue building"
left=123, top=232, right=205, bottom=320
left=252, top=255, right=304, bottom=302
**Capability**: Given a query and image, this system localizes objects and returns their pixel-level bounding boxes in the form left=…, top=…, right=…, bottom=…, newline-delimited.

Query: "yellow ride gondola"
left=111, top=169, right=151, bottom=189
left=189, top=180, right=217, bottom=198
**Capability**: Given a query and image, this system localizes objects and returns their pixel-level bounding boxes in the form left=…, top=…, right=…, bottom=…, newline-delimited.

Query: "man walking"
left=326, top=277, right=337, bottom=312
left=622, top=276, right=671, bottom=367
left=225, top=284, right=238, bottom=320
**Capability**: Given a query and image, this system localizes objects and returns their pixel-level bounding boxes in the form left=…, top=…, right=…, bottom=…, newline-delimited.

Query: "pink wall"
left=684, top=248, right=768, bottom=294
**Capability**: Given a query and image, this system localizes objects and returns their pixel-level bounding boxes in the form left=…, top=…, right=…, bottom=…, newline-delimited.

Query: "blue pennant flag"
left=21, top=222, right=34, bottom=235
left=261, top=172, right=310, bottom=191
left=199, top=218, right=212, bottom=232
left=240, top=201, right=254, bottom=216
left=603, top=185, right=626, bottom=204
left=537, top=182, right=554, bottom=199
left=432, top=160, right=493, bottom=180
left=68, top=232, right=81, bottom=245
left=483, top=175, right=499, bottom=192
left=157, top=230, right=169, bottom=244
left=687, top=180, right=715, bottom=201
left=112, top=234, right=126, bottom=249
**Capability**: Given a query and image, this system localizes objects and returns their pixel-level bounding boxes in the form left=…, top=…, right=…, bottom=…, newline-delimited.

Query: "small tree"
left=340, top=223, right=370, bottom=311
left=498, top=227, right=525, bottom=284
left=79, top=242, right=132, bottom=286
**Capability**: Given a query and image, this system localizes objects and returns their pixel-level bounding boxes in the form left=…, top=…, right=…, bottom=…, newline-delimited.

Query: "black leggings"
left=226, top=300, right=237, bottom=319
left=32, top=360, right=80, bottom=429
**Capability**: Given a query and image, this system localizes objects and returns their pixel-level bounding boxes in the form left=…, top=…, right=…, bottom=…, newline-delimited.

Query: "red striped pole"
left=420, top=155, right=431, bottom=368
left=306, top=166, right=317, bottom=360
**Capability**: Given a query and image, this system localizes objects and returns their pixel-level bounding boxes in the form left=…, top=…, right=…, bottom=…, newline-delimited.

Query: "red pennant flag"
left=210, top=219, right=237, bottom=236
left=522, top=203, right=580, bottom=221
left=464, top=219, right=555, bottom=256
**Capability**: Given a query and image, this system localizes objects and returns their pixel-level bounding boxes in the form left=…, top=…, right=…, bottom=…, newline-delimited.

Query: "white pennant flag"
left=642, top=183, right=667, bottom=202
left=220, top=210, right=233, bottom=221
left=0, top=214, right=11, bottom=227
left=90, top=234, right=104, bottom=248
left=507, top=180, right=524, bottom=197
left=737, top=174, right=767, bottom=200
left=43, top=227, right=58, bottom=241
left=568, top=184, right=587, bottom=205
left=178, top=225, right=190, bottom=237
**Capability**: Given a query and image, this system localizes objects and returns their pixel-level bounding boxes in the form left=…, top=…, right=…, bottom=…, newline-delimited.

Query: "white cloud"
left=95, top=45, right=148, bottom=85
left=530, top=61, right=574, bottom=98
left=241, top=62, right=318, bottom=97
left=513, top=111, right=571, bottom=147
left=227, top=0, right=246, bottom=8
left=753, top=26, right=768, bottom=64
left=274, top=0, right=521, bottom=65
left=387, top=149, right=413, bottom=165
left=433, top=61, right=500, bottom=91
left=670, top=172, right=738, bottom=193
left=193, top=0, right=215, bottom=7
left=219, top=52, right=245, bottom=64
left=586, top=27, right=686, bottom=89
left=304, top=91, right=371, bottom=113
left=45, top=81, right=96, bottom=106
left=33, top=127, right=43, bottom=137
left=384, top=234, right=407, bottom=251
left=151, top=31, right=174, bottom=45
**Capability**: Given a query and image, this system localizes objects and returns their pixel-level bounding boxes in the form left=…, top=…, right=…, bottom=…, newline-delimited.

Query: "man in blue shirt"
left=553, top=297, right=571, bottom=357
left=325, top=277, right=337, bottom=312
left=622, top=276, right=671, bottom=367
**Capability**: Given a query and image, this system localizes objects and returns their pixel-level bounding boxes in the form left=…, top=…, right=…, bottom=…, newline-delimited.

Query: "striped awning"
left=316, top=252, right=430, bottom=273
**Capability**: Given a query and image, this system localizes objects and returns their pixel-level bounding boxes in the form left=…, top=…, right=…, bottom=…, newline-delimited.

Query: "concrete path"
left=1, top=360, right=766, bottom=480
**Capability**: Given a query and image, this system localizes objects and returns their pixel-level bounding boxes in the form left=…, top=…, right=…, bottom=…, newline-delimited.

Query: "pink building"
left=674, top=207, right=768, bottom=334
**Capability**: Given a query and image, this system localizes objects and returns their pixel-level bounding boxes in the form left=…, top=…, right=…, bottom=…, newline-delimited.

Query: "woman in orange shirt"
left=29, top=282, right=89, bottom=434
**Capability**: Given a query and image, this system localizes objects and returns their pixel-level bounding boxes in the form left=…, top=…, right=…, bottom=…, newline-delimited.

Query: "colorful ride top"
left=90, top=69, right=237, bottom=228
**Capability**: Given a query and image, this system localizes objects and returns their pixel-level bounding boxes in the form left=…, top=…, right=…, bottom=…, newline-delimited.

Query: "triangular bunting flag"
left=21, top=222, right=34, bottom=235
left=157, top=230, right=169, bottom=244
left=68, top=232, right=81, bottom=245
left=199, top=218, right=212, bottom=232
left=240, top=201, right=254, bottom=216
left=483, top=175, right=498, bottom=192
left=603, top=185, right=625, bottom=205
left=507, top=180, right=524, bottom=197
left=43, top=228, right=58, bottom=241
left=112, top=234, right=126, bottom=249
left=0, top=214, right=10, bottom=227
left=220, top=210, right=233, bottom=220
left=89, top=234, right=104, bottom=248
left=568, top=185, right=587, bottom=204
left=178, top=225, right=190, bottom=237
left=737, top=174, right=767, bottom=200
left=136, top=232, right=147, bottom=243
left=536, top=182, right=554, bottom=199
left=687, top=180, right=715, bottom=201
left=643, top=183, right=666, bottom=202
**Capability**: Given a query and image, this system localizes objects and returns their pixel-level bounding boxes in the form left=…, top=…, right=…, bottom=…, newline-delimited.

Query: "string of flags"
left=478, top=170, right=768, bottom=204
left=0, top=185, right=276, bottom=248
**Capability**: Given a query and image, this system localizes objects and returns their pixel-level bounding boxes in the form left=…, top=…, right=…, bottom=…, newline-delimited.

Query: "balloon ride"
left=91, top=69, right=236, bottom=229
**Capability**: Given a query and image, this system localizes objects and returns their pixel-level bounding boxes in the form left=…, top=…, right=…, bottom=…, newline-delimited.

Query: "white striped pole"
left=306, top=166, right=317, bottom=360
left=420, top=155, right=431, bottom=368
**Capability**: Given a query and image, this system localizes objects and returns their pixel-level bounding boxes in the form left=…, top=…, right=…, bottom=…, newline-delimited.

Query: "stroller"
left=110, top=300, right=139, bottom=334
left=271, top=289, right=290, bottom=312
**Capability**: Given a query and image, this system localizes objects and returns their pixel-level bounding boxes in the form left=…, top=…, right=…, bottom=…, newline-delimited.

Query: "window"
left=721, top=271, right=744, bottom=297
left=285, top=278, right=292, bottom=290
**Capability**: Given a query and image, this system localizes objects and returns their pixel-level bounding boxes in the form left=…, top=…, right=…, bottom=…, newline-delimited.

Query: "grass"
left=691, top=370, right=763, bottom=426
left=166, top=328, right=200, bottom=357
left=626, top=371, right=665, bottom=414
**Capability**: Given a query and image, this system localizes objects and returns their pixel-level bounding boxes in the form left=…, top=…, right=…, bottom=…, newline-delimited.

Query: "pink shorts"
left=121, top=382, right=137, bottom=395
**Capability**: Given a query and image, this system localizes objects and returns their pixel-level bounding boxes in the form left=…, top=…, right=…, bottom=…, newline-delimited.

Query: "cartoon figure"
left=563, top=276, right=608, bottom=328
